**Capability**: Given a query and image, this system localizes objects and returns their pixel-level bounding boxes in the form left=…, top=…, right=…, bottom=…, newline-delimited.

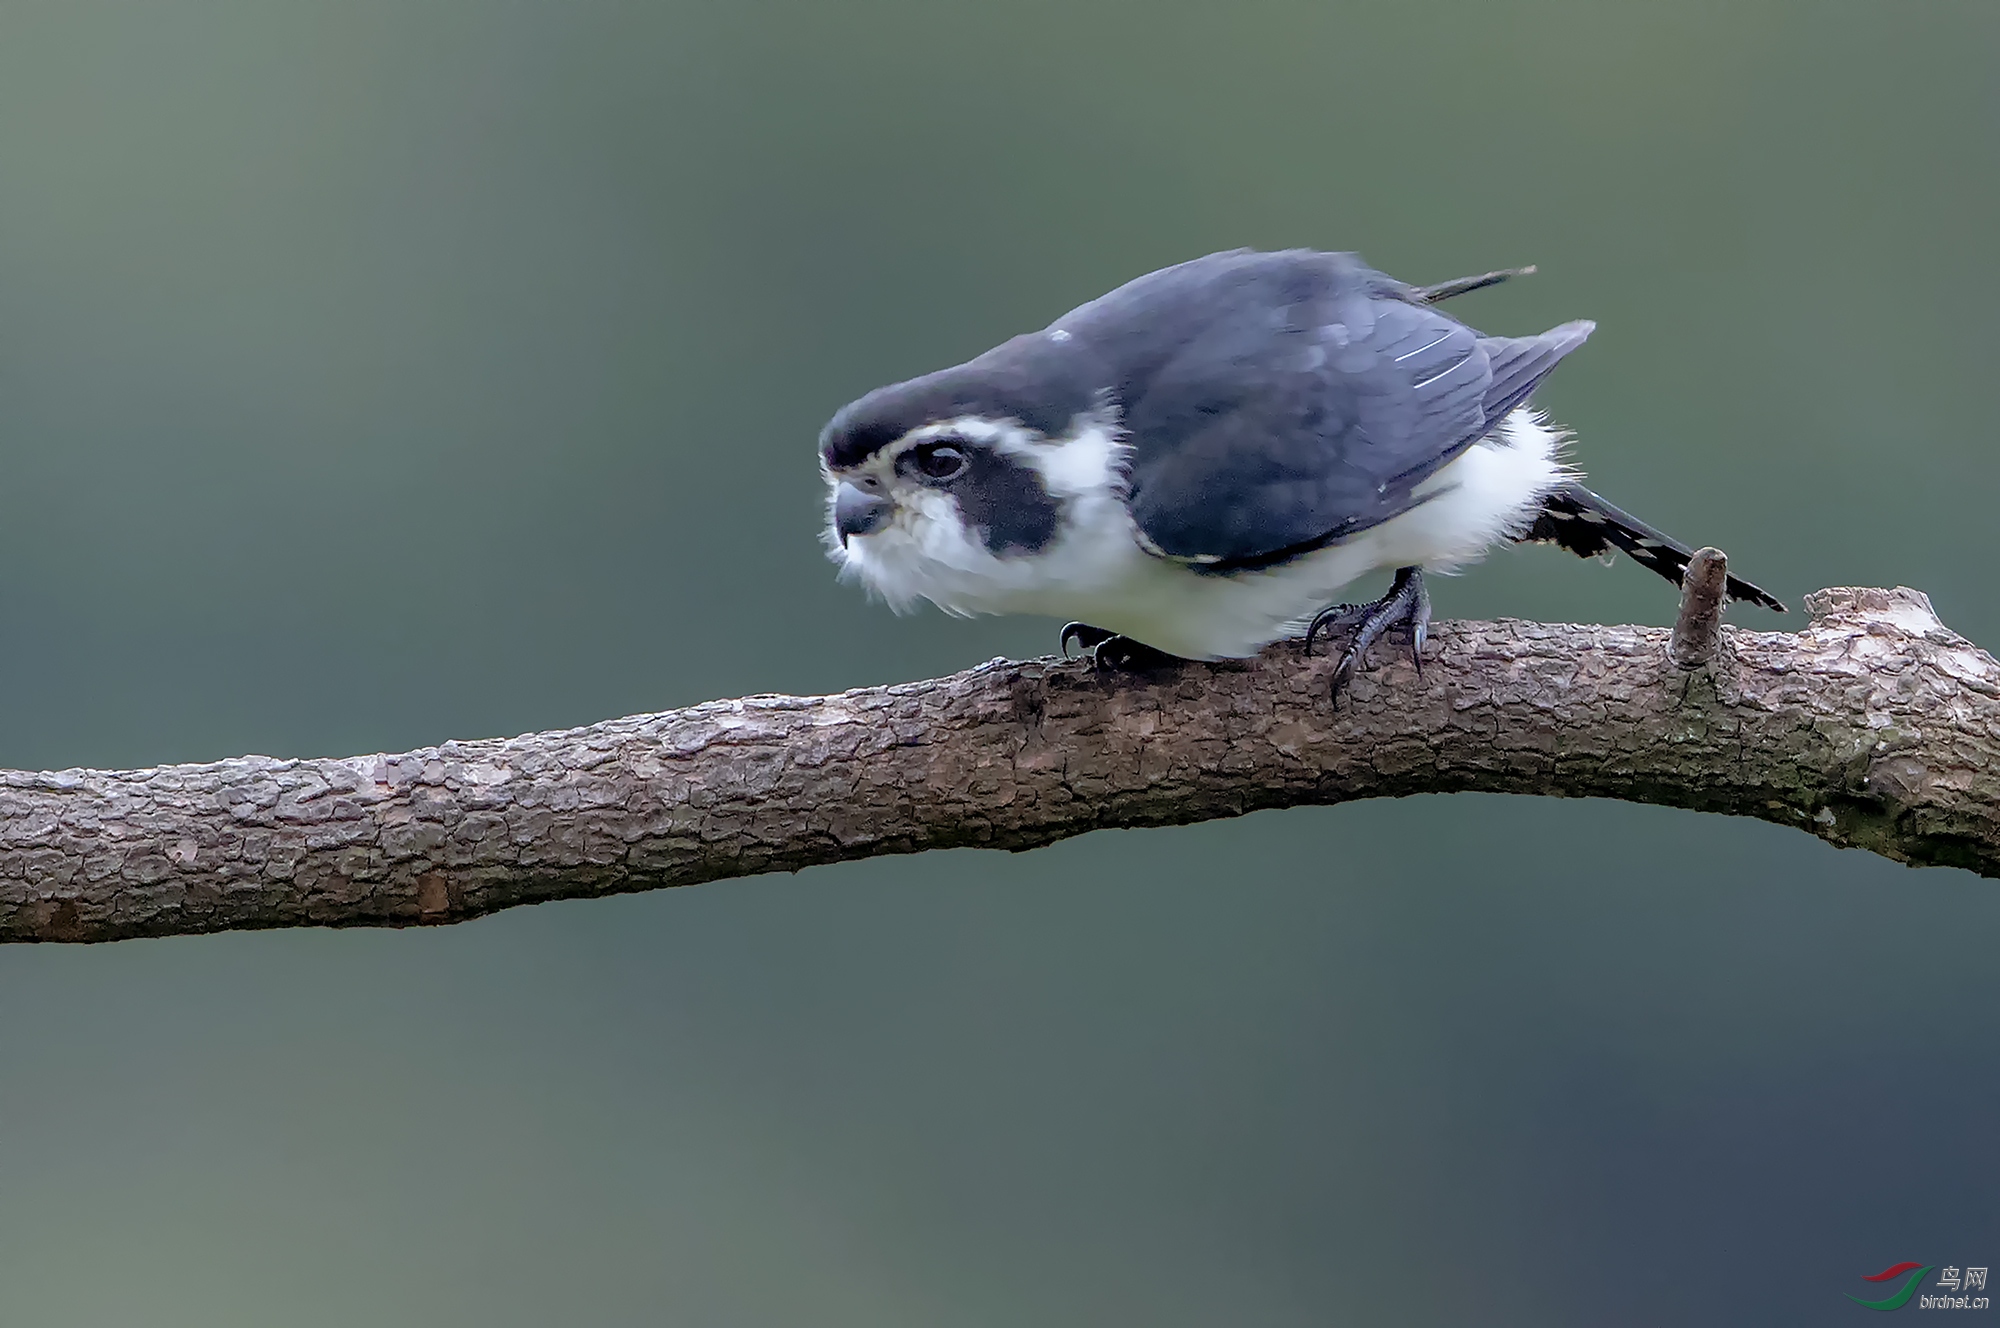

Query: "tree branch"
left=3, top=583, right=1995, bottom=944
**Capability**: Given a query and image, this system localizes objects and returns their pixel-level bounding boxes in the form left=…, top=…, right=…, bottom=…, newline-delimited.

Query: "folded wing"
left=1110, top=252, right=1591, bottom=571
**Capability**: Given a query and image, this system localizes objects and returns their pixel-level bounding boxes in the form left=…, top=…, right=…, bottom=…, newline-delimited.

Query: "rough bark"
left=2, top=585, right=1995, bottom=944
left=1667, top=547, right=1731, bottom=669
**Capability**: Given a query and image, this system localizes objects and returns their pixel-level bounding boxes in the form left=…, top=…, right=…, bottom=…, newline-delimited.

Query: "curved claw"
left=1409, top=589, right=1432, bottom=678
left=1303, top=603, right=1365, bottom=656
left=1303, top=609, right=1336, bottom=657
left=1328, top=647, right=1362, bottom=702
left=1329, top=638, right=1375, bottom=702
left=1060, top=622, right=1115, bottom=660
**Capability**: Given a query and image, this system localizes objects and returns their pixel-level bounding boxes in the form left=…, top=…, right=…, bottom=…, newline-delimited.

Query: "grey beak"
left=833, top=482, right=891, bottom=545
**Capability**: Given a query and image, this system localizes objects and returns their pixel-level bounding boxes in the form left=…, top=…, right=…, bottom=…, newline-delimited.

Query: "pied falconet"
left=818, top=249, right=1782, bottom=692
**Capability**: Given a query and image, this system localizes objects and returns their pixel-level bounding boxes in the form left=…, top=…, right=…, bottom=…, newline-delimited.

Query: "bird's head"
left=817, top=342, right=1123, bottom=615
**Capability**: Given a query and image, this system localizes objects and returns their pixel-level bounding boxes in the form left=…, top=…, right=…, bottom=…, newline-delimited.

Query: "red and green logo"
left=1847, top=1263, right=1933, bottom=1311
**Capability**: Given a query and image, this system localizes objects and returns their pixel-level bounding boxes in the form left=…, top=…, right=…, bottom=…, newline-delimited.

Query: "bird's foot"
left=1059, top=622, right=1184, bottom=673
left=1302, top=567, right=1431, bottom=700
left=1059, top=622, right=1116, bottom=658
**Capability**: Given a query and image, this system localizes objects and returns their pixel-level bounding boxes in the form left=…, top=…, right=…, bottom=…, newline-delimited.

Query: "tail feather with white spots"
left=1519, top=483, right=1786, bottom=611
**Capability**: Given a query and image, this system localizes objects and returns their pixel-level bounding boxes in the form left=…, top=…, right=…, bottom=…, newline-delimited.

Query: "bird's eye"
left=910, top=442, right=970, bottom=482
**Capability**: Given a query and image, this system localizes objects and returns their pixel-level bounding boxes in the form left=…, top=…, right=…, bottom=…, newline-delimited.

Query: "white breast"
left=837, top=408, right=1573, bottom=660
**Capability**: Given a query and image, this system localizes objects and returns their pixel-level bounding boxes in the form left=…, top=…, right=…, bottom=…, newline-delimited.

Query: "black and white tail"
left=1519, top=482, right=1786, bottom=611
left=1415, top=265, right=1784, bottom=611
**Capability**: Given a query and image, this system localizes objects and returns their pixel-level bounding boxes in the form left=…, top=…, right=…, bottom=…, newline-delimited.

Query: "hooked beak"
left=833, top=482, right=891, bottom=545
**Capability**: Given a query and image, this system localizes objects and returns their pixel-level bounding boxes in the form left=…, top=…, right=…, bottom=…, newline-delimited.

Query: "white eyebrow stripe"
left=1392, top=330, right=1456, bottom=364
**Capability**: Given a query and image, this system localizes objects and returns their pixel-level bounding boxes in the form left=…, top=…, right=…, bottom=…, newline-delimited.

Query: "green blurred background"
left=0, top=2, right=1996, bottom=1324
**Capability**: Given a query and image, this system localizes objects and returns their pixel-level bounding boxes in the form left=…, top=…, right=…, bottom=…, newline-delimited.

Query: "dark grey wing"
left=1119, top=258, right=1591, bottom=569
left=1478, top=323, right=1595, bottom=424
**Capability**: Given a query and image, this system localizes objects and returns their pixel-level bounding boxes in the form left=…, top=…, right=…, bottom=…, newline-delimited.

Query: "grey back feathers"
left=819, top=249, right=1594, bottom=571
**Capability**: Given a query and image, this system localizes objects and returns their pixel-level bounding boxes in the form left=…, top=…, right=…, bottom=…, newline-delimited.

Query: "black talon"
left=1312, top=567, right=1432, bottom=701
left=1060, top=622, right=1116, bottom=659
left=1303, top=602, right=1369, bottom=656
left=1408, top=583, right=1432, bottom=678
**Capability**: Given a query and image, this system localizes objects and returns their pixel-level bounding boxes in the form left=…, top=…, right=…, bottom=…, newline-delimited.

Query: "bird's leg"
left=1303, top=567, right=1431, bottom=699
left=1058, top=622, right=1183, bottom=673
